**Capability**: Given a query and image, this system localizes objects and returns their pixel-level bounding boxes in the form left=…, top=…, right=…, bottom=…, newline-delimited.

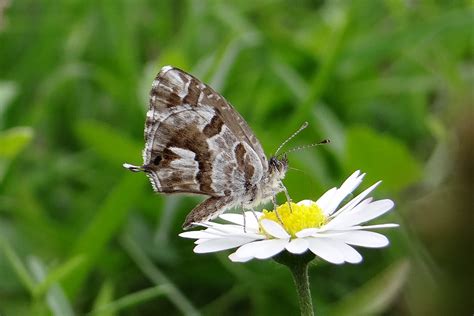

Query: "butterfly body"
left=124, top=66, right=288, bottom=229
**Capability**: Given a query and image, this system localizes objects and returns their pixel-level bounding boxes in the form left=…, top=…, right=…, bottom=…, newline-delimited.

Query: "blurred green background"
left=0, top=0, right=472, bottom=315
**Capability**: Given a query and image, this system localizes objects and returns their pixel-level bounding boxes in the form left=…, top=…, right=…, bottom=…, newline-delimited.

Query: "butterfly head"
left=269, top=155, right=288, bottom=179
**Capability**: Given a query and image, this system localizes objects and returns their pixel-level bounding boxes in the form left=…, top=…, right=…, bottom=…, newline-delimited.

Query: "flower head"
left=179, top=171, right=398, bottom=264
left=259, top=201, right=327, bottom=237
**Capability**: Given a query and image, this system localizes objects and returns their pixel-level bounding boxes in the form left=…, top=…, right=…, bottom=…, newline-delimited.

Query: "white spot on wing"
left=197, top=107, right=215, bottom=123
left=179, top=80, right=190, bottom=98
left=161, top=65, right=174, bottom=73
left=168, top=147, right=199, bottom=181
left=165, top=70, right=184, bottom=87
left=169, top=147, right=195, bottom=160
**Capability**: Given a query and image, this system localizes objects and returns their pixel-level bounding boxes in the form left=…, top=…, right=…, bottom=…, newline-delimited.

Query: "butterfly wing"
left=142, top=66, right=266, bottom=198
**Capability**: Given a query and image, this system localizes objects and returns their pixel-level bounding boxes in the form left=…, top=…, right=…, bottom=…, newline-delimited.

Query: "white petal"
left=218, top=213, right=245, bottom=225
left=194, top=238, right=253, bottom=253
left=331, top=181, right=381, bottom=218
left=322, top=198, right=373, bottom=230
left=332, top=231, right=389, bottom=248
left=295, top=228, right=320, bottom=238
left=179, top=231, right=222, bottom=239
left=315, top=187, right=337, bottom=212
left=235, top=239, right=288, bottom=259
left=260, top=219, right=290, bottom=239
left=307, top=238, right=345, bottom=264
left=194, top=238, right=210, bottom=244
left=203, top=223, right=247, bottom=234
left=286, top=238, right=309, bottom=254
left=324, top=171, right=365, bottom=215
left=192, top=232, right=261, bottom=244
left=219, top=211, right=261, bottom=229
left=205, top=223, right=261, bottom=238
left=332, top=199, right=395, bottom=228
left=244, top=211, right=262, bottom=228
left=202, top=231, right=263, bottom=241
left=328, top=240, right=363, bottom=263
left=350, top=223, right=399, bottom=230
left=254, top=240, right=288, bottom=259
left=228, top=252, right=253, bottom=262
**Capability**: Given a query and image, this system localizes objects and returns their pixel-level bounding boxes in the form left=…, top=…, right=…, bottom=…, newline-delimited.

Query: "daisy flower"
left=179, top=171, right=398, bottom=264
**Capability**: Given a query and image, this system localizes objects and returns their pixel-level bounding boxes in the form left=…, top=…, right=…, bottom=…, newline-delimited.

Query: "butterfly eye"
left=269, top=157, right=277, bottom=166
left=153, top=155, right=162, bottom=165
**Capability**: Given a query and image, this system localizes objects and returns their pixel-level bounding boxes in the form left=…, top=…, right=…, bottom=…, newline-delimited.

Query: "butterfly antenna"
left=288, top=166, right=303, bottom=173
left=274, top=121, right=309, bottom=156
left=280, top=139, right=330, bottom=156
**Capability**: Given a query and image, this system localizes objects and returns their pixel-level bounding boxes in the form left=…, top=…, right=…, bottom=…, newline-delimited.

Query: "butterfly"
left=123, top=66, right=290, bottom=229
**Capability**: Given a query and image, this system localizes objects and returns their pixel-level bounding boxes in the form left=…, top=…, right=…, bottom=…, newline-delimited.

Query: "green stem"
left=289, top=258, right=313, bottom=316
left=275, top=251, right=315, bottom=316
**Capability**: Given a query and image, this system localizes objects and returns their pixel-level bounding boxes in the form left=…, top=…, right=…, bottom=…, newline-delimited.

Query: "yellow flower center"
left=259, top=201, right=327, bottom=237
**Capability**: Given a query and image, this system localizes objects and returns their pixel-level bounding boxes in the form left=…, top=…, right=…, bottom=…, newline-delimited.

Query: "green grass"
left=0, top=0, right=472, bottom=315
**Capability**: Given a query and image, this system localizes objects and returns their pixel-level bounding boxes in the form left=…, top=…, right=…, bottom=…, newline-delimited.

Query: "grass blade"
left=88, top=285, right=170, bottom=316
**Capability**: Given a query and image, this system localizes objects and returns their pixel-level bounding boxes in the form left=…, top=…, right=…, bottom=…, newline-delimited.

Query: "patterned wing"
left=142, top=66, right=265, bottom=197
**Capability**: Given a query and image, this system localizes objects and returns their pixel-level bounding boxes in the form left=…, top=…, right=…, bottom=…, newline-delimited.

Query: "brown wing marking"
left=234, top=142, right=255, bottom=187
left=144, top=121, right=216, bottom=195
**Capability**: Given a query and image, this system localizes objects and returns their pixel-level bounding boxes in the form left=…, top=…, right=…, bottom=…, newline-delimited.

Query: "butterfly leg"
left=250, top=208, right=259, bottom=223
left=280, top=182, right=293, bottom=213
left=272, top=195, right=284, bottom=225
left=241, top=204, right=247, bottom=233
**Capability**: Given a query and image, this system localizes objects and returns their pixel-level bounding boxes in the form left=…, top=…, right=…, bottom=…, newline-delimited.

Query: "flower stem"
left=274, top=251, right=315, bottom=316
left=290, top=258, right=313, bottom=316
